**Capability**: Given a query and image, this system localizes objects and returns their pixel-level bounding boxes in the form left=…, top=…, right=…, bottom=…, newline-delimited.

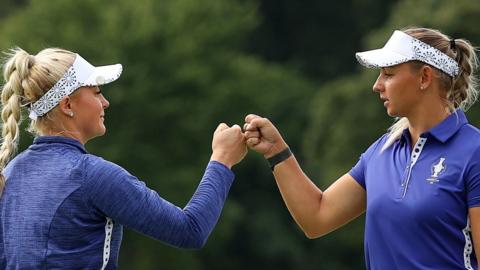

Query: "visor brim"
left=83, top=64, right=123, bottom=86
left=355, top=49, right=411, bottom=69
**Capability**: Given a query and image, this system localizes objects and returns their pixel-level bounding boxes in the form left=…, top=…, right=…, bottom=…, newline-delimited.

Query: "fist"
left=210, top=123, right=247, bottom=168
left=243, top=114, right=288, bottom=158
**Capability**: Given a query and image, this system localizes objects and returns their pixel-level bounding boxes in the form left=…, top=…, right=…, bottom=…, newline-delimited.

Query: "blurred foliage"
left=0, top=0, right=479, bottom=269
left=247, top=0, right=398, bottom=81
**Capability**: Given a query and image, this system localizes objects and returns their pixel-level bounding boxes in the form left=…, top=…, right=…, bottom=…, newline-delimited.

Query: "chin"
left=99, top=123, right=106, bottom=133
left=386, top=111, right=397, bottom=117
left=93, top=127, right=106, bottom=138
left=386, top=107, right=400, bottom=118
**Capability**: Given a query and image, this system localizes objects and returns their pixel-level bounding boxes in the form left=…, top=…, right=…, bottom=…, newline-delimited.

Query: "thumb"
left=249, top=117, right=270, bottom=131
left=231, top=124, right=242, bottom=132
left=214, top=123, right=229, bottom=135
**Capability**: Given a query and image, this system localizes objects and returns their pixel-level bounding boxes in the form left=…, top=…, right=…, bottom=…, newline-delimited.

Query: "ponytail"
left=0, top=48, right=31, bottom=194
left=0, top=47, right=74, bottom=196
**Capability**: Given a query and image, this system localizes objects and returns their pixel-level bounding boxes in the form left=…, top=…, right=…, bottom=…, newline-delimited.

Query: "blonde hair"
left=383, top=27, right=479, bottom=150
left=0, top=47, right=75, bottom=195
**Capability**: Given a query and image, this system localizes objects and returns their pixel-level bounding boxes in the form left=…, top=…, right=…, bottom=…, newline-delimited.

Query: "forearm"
left=272, top=154, right=324, bottom=237
left=87, top=159, right=234, bottom=249
left=244, top=115, right=365, bottom=239
left=177, top=160, right=235, bottom=248
left=141, top=161, right=234, bottom=248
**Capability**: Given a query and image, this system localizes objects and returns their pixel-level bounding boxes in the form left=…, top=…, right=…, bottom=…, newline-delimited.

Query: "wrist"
left=264, top=140, right=289, bottom=159
left=266, top=147, right=292, bottom=171
left=210, top=152, right=234, bottom=169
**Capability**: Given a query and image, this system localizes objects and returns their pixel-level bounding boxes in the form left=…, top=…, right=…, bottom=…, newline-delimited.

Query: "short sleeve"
left=349, top=153, right=367, bottom=189
left=349, top=135, right=387, bottom=190
left=465, top=147, right=480, bottom=208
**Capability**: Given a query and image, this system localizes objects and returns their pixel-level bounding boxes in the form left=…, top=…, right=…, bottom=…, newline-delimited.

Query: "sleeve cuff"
left=207, top=160, right=235, bottom=182
left=348, top=171, right=366, bottom=190
left=468, top=196, right=480, bottom=208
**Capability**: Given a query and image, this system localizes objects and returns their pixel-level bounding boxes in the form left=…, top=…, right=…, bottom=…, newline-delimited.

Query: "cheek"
left=79, top=112, right=96, bottom=127
left=387, top=76, right=410, bottom=95
left=90, top=99, right=104, bottom=114
left=79, top=102, right=103, bottom=124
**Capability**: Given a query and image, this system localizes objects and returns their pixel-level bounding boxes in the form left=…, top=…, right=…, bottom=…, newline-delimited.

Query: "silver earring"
left=69, top=112, right=74, bottom=117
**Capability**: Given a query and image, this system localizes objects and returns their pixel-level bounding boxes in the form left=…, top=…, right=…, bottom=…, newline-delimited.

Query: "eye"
left=382, top=69, right=394, bottom=77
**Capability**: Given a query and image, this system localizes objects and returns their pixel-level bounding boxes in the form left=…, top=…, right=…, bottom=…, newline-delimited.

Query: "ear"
left=58, top=96, right=74, bottom=117
left=419, top=65, right=434, bottom=90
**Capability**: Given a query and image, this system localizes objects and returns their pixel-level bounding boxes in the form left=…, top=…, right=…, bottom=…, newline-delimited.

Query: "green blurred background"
left=1, top=0, right=479, bottom=269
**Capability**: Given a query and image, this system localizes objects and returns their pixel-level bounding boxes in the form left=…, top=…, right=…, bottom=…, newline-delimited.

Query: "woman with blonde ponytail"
left=0, top=47, right=247, bottom=269
left=244, top=27, right=480, bottom=269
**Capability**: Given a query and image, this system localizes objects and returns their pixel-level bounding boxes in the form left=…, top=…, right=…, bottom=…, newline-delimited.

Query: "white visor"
left=29, top=54, right=122, bottom=120
left=355, top=30, right=459, bottom=77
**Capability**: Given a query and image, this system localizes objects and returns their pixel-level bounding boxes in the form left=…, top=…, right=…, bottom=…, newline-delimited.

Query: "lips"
left=380, top=96, right=389, bottom=107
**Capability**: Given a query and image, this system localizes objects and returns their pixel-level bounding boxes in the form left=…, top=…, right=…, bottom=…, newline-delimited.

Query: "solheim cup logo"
left=427, top=158, right=446, bottom=184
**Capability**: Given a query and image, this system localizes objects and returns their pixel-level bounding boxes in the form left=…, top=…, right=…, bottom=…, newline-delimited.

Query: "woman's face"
left=373, top=63, right=422, bottom=117
left=69, top=86, right=109, bottom=143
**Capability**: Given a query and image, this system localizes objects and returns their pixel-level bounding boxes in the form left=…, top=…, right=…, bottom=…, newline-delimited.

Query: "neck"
left=42, top=129, right=86, bottom=145
left=406, top=104, right=450, bottom=144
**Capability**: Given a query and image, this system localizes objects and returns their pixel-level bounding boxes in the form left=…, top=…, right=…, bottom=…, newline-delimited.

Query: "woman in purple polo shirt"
left=0, top=47, right=247, bottom=269
left=244, top=27, right=480, bottom=269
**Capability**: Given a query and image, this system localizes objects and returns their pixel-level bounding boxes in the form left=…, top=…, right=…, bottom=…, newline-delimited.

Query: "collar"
left=424, top=110, right=468, bottom=143
left=33, top=136, right=87, bottom=153
left=400, top=110, right=468, bottom=144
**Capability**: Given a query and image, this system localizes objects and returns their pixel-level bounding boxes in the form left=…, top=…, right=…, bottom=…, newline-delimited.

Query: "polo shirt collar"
left=33, top=136, right=87, bottom=153
left=400, top=109, right=468, bottom=144
left=425, top=109, right=468, bottom=143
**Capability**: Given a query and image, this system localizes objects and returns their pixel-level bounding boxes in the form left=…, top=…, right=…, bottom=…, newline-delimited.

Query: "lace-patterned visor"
left=29, top=54, right=122, bottom=120
left=355, top=30, right=459, bottom=77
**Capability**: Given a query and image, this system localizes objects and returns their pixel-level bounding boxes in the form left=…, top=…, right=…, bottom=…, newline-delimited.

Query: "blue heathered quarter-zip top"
left=0, top=136, right=235, bottom=269
left=350, top=110, right=480, bottom=270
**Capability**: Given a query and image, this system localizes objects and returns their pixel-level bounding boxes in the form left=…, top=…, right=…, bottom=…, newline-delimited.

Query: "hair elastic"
left=450, top=39, right=456, bottom=51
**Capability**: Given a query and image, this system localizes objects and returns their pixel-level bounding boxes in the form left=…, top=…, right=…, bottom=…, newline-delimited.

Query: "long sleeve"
left=81, top=155, right=234, bottom=249
left=0, top=212, right=5, bottom=269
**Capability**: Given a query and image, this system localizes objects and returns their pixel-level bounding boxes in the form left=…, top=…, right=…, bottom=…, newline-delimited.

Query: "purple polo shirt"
left=350, top=110, right=480, bottom=269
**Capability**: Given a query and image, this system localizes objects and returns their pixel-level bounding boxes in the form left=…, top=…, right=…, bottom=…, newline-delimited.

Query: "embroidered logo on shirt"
left=427, top=158, right=446, bottom=184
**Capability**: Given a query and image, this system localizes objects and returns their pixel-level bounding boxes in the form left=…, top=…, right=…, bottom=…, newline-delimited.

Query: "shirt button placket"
left=401, top=137, right=427, bottom=198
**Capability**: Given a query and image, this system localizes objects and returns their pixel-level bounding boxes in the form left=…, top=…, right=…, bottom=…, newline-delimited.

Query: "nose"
left=101, top=94, right=110, bottom=109
left=372, top=74, right=384, bottom=93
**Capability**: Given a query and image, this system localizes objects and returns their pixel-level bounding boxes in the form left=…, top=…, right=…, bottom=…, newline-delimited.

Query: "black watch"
left=267, top=147, right=292, bottom=171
